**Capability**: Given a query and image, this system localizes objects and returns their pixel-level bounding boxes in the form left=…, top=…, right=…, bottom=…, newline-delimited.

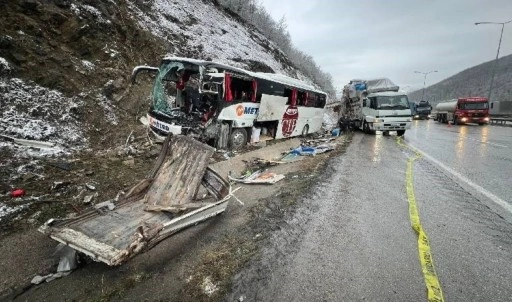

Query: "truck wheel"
left=383, top=131, right=390, bottom=136
left=397, top=130, right=405, bottom=136
left=363, top=121, right=369, bottom=134
left=229, top=128, right=247, bottom=150
left=453, top=116, right=458, bottom=125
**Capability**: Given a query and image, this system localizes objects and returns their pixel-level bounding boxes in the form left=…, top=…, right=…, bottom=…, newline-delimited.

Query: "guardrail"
left=490, top=117, right=512, bottom=127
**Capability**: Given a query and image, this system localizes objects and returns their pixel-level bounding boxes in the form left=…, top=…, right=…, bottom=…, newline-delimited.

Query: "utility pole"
left=475, top=20, right=511, bottom=102
left=414, top=70, right=438, bottom=102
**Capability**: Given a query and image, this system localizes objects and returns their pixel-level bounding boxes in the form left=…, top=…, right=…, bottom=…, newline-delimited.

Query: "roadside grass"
left=181, top=133, right=352, bottom=301
left=91, top=271, right=151, bottom=302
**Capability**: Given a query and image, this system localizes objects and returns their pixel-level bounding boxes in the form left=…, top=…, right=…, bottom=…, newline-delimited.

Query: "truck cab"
left=415, top=100, right=432, bottom=119
left=360, top=91, right=412, bottom=136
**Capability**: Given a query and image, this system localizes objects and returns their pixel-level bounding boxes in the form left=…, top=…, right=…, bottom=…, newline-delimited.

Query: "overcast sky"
left=260, top=0, right=512, bottom=93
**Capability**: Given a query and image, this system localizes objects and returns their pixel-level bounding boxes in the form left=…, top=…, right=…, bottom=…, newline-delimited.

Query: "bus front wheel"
left=229, top=128, right=247, bottom=150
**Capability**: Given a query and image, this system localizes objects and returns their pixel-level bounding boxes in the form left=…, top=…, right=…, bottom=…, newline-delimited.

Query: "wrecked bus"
left=132, top=57, right=327, bottom=149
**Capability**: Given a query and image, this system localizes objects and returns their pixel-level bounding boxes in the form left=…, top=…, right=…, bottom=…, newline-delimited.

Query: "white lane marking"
left=464, top=137, right=507, bottom=148
left=408, top=143, right=512, bottom=215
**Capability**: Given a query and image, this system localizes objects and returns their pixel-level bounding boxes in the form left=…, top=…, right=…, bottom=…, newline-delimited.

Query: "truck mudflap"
left=39, top=135, right=232, bottom=266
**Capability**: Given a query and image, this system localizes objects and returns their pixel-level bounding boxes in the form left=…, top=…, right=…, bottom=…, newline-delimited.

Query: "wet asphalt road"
left=406, top=120, right=512, bottom=213
left=229, top=122, right=512, bottom=301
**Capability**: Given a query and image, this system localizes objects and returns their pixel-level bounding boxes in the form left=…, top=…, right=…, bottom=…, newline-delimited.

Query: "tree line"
left=217, top=0, right=336, bottom=99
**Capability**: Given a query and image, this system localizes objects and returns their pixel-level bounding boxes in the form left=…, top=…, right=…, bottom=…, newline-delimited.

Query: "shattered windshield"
left=152, top=61, right=186, bottom=114
left=375, top=95, right=410, bottom=110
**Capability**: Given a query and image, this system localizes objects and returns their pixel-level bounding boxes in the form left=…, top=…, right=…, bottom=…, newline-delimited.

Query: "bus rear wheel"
left=229, top=128, right=247, bottom=150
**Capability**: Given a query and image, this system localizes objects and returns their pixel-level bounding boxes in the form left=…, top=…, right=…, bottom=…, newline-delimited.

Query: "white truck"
left=342, top=78, right=412, bottom=136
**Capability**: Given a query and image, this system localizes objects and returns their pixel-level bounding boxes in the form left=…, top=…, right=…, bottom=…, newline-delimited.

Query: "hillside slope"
left=0, top=0, right=316, bottom=157
left=0, top=0, right=333, bottom=240
left=408, top=54, right=512, bottom=106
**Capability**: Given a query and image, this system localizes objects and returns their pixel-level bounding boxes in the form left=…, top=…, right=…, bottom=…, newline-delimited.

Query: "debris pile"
left=281, top=138, right=337, bottom=161
left=38, top=134, right=233, bottom=266
left=228, top=158, right=285, bottom=185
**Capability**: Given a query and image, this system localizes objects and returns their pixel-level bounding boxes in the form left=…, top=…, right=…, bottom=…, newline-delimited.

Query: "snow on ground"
left=0, top=68, right=88, bottom=157
left=0, top=56, right=11, bottom=74
left=1, top=1, right=319, bottom=159
left=71, top=3, right=111, bottom=24
left=323, top=109, right=340, bottom=131
left=128, top=0, right=311, bottom=81
left=0, top=202, right=30, bottom=222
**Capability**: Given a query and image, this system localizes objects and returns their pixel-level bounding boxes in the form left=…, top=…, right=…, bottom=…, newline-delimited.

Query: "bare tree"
left=217, top=0, right=335, bottom=97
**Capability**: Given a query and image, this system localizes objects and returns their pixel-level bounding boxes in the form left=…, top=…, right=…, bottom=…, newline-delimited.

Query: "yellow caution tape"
left=397, top=137, right=445, bottom=302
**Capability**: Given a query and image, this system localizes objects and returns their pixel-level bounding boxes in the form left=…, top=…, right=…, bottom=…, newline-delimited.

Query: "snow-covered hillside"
left=0, top=0, right=320, bottom=159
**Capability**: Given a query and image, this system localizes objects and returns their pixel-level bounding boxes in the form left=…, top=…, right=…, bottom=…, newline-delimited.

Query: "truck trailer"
left=342, top=78, right=412, bottom=136
left=435, top=97, right=490, bottom=125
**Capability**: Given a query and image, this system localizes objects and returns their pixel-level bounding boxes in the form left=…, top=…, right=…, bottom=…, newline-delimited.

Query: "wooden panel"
left=144, top=135, right=215, bottom=207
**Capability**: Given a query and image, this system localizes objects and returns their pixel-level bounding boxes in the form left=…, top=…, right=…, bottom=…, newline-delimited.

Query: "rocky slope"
left=0, top=0, right=330, bottom=223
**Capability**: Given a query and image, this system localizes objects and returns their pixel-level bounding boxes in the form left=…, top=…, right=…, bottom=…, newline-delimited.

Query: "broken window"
left=283, top=88, right=297, bottom=106
left=225, top=73, right=256, bottom=102
left=152, top=61, right=185, bottom=113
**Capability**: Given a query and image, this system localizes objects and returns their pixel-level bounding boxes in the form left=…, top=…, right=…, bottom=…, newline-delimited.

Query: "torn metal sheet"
left=256, top=94, right=288, bottom=122
left=0, top=134, right=56, bottom=148
left=39, top=135, right=232, bottom=266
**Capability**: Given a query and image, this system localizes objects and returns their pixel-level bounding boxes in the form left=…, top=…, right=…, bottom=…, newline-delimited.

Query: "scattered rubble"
left=39, top=135, right=234, bottom=266
left=31, top=244, right=78, bottom=285
left=229, top=171, right=285, bottom=184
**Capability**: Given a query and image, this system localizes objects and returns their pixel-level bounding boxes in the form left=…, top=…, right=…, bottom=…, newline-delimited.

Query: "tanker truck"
left=435, top=97, right=490, bottom=125
left=342, top=78, right=412, bottom=136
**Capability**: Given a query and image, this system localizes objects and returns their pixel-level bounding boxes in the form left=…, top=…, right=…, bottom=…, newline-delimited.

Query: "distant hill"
left=408, top=54, right=512, bottom=107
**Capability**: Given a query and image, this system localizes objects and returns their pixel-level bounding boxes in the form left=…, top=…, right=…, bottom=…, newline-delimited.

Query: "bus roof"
left=161, top=56, right=326, bottom=95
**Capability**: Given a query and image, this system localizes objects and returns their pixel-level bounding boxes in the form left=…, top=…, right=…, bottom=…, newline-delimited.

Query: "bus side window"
left=314, top=93, right=326, bottom=108
left=297, top=91, right=307, bottom=106
left=306, top=94, right=318, bottom=107
left=284, top=88, right=292, bottom=105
